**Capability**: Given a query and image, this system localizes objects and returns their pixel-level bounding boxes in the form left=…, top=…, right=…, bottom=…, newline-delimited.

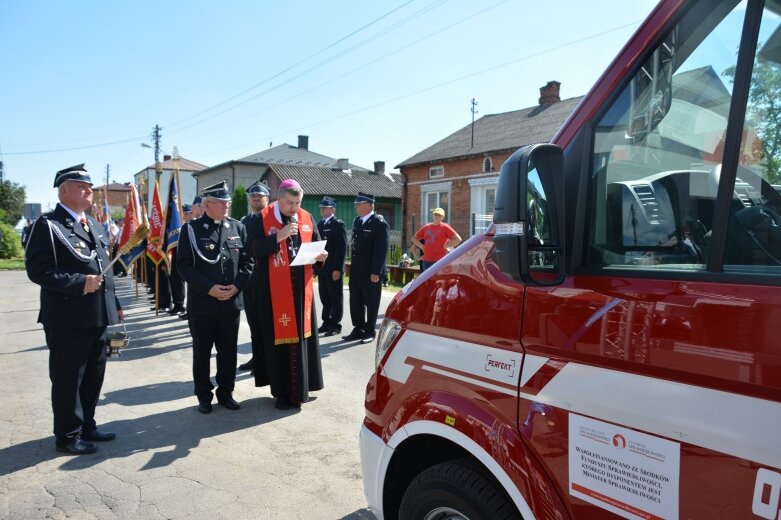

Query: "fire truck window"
left=723, top=4, right=781, bottom=273
left=588, top=0, right=744, bottom=270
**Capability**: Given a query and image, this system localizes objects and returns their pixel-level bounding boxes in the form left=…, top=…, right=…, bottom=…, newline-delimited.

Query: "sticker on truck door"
left=569, top=413, right=680, bottom=520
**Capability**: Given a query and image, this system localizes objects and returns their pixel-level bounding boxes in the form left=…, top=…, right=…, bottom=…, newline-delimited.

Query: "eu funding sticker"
left=568, top=413, right=680, bottom=520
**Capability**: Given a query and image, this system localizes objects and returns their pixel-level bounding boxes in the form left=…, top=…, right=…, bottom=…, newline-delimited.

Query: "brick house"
left=397, top=81, right=583, bottom=247
left=91, top=182, right=130, bottom=215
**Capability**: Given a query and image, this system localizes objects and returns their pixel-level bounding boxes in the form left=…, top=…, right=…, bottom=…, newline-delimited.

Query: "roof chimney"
left=373, top=161, right=385, bottom=176
left=163, top=154, right=172, bottom=161
left=336, top=158, right=349, bottom=170
left=539, top=81, right=561, bottom=105
left=298, top=135, right=309, bottom=150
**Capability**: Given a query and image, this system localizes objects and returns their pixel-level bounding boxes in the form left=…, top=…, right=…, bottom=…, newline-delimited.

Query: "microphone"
left=287, top=214, right=299, bottom=256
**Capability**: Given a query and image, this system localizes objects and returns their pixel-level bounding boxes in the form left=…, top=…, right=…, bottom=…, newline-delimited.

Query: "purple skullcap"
left=278, top=179, right=301, bottom=191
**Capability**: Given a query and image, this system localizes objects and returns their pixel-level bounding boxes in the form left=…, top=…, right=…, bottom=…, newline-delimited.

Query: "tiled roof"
left=94, top=182, right=130, bottom=192
left=397, top=96, right=583, bottom=167
left=145, top=157, right=208, bottom=171
left=269, top=164, right=401, bottom=199
left=240, top=144, right=367, bottom=170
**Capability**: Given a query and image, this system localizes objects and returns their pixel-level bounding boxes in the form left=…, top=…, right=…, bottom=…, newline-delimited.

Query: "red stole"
left=261, top=204, right=315, bottom=345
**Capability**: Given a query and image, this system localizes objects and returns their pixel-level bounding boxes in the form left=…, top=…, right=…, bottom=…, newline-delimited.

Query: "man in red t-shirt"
left=412, top=207, right=462, bottom=273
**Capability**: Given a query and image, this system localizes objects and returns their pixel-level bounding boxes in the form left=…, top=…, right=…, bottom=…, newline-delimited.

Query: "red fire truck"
left=360, top=0, right=781, bottom=518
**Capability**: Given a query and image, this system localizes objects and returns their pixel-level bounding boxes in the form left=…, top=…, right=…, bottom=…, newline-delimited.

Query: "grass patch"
left=0, top=257, right=25, bottom=270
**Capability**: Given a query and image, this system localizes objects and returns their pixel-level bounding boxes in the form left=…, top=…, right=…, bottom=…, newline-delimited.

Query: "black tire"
left=398, top=458, right=521, bottom=520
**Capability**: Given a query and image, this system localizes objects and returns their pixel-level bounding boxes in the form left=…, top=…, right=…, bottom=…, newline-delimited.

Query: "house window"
left=485, top=188, right=496, bottom=214
left=375, top=204, right=395, bottom=229
left=429, top=166, right=444, bottom=179
left=424, top=190, right=449, bottom=224
left=483, top=157, right=494, bottom=172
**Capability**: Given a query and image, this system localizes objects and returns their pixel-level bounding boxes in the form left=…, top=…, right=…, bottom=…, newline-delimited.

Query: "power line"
left=170, top=0, right=505, bottom=145
left=2, top=134, right=149, bottom=156
left=165, top=0, right=450, bottom=137
left=164, top=0, right=420, bottom=132
left=198, top=19, right=642, bottom=161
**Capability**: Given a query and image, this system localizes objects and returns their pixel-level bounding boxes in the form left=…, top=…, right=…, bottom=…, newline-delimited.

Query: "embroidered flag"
left=146, top=179, right=166, bottom=266
left=164, top=173, right=182, bottom=256
left=117, top=184, right=148, bottom=269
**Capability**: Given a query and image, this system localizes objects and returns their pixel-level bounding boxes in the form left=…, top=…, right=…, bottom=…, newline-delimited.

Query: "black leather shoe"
left=168, top=306, right=185, bottom=315
left=360, top=332, right=376, bottom=344
left=178, top=312, right=188, bottom=320
left=238, top=359, right=254, bottom=371
left=82, top=429, right=116, bottom=442
left=197, top=401, right=212, bottom=414
left=217, top=396, right=240, bottom=410
left=56, top=438, right=97, bottom=455
left=342, top=328, right=364, bottom=341
left=317, top=324, right=331, bottom=334
left=323, top=325, right=342, bottom=337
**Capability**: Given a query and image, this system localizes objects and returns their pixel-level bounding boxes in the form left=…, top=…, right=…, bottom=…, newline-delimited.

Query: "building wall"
left=195, top=164, right=268, bottom=196
left=135, top=168, right=199, bottom=211
left=400, top=152, right=512, bottom=247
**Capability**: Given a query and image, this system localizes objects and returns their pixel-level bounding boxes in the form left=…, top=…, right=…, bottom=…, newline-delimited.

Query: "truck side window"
left=724, top=4, right=781, bottom=273
left=588, top=0, right=744, bottom=270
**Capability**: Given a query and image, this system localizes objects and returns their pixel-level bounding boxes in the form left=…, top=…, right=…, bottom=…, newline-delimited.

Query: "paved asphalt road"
left=0, top=271, right=397, bottom=519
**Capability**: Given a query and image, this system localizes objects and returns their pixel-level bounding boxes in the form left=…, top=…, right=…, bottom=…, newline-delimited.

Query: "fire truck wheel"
left=398, top=458, right=520, bottom=520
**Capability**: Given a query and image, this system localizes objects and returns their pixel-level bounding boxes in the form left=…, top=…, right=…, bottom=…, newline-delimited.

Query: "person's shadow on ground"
left=0, top=389, right=293, bottom=477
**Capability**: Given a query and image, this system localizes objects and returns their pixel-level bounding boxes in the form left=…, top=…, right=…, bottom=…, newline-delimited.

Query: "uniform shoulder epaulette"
left=374, top=214, right=386, bottom=223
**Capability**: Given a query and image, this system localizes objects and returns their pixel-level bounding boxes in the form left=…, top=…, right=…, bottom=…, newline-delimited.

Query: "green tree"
left=725, top=58, right=781, bottom=183
left=231, top=186, right=247, bottom=220
left=0, top=181, right=26, bottom=226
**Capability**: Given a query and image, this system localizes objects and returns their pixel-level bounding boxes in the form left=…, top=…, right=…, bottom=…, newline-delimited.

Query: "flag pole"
left=154, top=264, right=159, bottom=316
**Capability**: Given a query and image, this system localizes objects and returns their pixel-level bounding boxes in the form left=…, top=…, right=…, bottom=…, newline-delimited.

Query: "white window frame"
left=482, top=156, right=494, bottom=172
left=421, top=181, right=452, bottom=224
left=469, top=177, right=498, bottom=235
left=429, top=165, right=444, bottom=179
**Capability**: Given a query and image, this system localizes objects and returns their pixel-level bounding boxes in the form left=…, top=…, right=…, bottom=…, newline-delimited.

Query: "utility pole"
left=470, top=98, right=479, bottom=148
left=105, top=164, right=110, bottom=187
left=152, top=125, right=162, bottom=177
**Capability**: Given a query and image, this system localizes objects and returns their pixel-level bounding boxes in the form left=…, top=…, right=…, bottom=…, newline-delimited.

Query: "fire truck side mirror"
left=493, top=143, right=565, bottom=286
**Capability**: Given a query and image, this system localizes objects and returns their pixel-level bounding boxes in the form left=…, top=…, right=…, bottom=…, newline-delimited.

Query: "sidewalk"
left=0, top=271, right=389, bottom=519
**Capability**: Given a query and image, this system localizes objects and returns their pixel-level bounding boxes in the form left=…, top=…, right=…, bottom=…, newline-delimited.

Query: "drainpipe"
left=400, top=170, right=408, bottom=249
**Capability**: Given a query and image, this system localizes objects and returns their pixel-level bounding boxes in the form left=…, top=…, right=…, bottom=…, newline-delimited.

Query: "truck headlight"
left=375, top=318, right=402, bottom=368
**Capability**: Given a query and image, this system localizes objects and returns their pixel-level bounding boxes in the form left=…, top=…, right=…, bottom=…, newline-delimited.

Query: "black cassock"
left=245, top=213, right=324, bottom=404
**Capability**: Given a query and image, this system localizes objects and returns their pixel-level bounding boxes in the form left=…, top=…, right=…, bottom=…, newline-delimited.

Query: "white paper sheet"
left=290, top=240, right=327, bottom=266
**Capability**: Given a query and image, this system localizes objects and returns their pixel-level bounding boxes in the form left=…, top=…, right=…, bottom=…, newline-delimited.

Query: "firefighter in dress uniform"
left=315, top=196, right=347, bottom=336
left=176, top=181, right=253, bottom=414
left=237, top=181, right=270, bottom=372
left=25, top=164, right=124, bottom=455
left=343, top=192, right=389, bottom=344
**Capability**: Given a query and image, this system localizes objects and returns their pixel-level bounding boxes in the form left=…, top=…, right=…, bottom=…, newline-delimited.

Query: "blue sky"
left=0, top=0, right=658, bottom=210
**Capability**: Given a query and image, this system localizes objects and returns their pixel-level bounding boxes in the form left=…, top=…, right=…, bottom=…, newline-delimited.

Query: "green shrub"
left=0, top=222, right=22, bottom=259
left=231, top=186, right=248, bottom=220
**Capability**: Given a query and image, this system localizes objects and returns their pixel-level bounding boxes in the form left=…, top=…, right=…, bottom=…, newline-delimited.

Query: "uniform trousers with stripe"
left=188, top=312, right=239, bottom=402
left=45, top=327, right=107, bottom=442
left=349, top=276, right=381, bottom=335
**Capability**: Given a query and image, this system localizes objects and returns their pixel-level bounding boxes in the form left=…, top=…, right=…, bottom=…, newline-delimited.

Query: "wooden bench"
left=386, top=264, right=420, bottom=285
